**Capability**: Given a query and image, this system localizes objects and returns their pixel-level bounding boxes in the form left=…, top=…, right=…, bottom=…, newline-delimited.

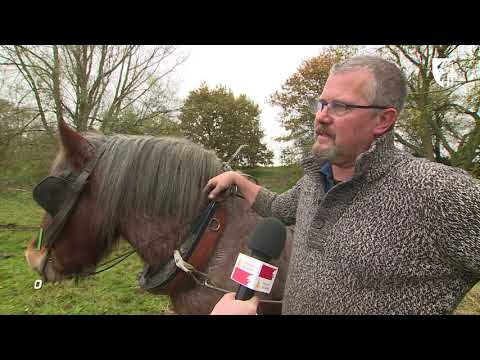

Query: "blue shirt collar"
left=320, top=160, right=336, bottom=193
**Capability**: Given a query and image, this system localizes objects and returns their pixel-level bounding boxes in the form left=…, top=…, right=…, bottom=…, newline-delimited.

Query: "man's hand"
left=204, top=171, right=261, bottom=206
left=210, top=292, right=260, bottom=315
left=204, top=171, right=239, bottom=200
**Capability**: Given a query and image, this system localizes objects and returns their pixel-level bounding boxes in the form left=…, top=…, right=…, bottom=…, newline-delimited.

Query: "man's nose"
left=314, top=106, right=332, bottom=127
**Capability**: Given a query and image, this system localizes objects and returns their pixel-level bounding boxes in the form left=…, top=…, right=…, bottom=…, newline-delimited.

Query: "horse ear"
left=58, top=118, right=95, bottom=169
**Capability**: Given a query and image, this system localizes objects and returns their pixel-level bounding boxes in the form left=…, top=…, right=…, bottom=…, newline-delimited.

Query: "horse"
left=25, top=119, right=294, bottom=315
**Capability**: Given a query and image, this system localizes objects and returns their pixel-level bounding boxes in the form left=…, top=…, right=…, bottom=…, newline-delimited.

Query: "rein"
left=88, top=249, right=136, bottom=275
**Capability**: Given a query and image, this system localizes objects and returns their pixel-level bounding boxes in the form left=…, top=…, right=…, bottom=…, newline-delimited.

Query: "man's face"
left=312, top=69, right=380, bottom=166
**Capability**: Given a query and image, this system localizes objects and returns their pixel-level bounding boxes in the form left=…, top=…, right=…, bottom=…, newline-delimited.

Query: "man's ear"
left=373, top=108, right=397, bottom=136
left=58, top=118, right=95, bottom=169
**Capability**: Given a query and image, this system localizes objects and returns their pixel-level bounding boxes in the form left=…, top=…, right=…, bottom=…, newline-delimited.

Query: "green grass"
left=241, top=164, right=304, bottom=193
left=0, top=189, right=173, bottom=315
left=454, top=282, right=480, bottom=315
left=1, top=165, right=479, bottom=315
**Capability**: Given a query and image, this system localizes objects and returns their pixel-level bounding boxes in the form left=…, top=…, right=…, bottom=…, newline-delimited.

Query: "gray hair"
left=330, top=55, right=408, bottom=114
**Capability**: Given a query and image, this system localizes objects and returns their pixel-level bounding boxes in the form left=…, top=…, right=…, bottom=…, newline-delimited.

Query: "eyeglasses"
left=309, top=99, right=391, bottom=117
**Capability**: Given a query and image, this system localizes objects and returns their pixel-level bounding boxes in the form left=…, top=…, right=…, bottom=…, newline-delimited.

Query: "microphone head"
left=248, top=217, right=286, bottom=260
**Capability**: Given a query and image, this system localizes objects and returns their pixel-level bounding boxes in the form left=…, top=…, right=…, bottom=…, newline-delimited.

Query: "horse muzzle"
left=25, top=241, right=67, bottom=282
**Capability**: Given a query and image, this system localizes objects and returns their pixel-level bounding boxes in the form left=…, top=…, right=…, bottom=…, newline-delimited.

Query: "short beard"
left=312, top=142, right=352, bottom=166
left=312, top=144, right=338, bottom=162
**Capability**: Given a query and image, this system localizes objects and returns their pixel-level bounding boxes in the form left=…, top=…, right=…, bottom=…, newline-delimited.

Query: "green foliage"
left=179, top=84, right=273, bottom=167
left=106, top=106, right=182, bottom=137
left=0, top=130, right=59, bottom=188
left=0, top=97, right=57, bottom=187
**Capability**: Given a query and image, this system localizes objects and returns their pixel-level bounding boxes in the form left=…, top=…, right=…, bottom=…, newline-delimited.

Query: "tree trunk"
left=418, top=87, right=435, bottom=161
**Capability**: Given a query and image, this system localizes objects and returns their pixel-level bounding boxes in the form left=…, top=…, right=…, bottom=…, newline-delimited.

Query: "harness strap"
left=138, top=202, right=227, bottom=293
left=38, top=191, right=85, bottom=277
left=164, top=204, right=228, bottom=294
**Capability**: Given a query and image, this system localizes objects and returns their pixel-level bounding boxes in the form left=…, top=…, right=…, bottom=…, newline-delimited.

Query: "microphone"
left=235, top=217, right=286, bottom=301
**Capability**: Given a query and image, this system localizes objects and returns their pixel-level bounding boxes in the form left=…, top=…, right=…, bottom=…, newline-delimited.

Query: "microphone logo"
left=230, top=253, right=279, bottom=293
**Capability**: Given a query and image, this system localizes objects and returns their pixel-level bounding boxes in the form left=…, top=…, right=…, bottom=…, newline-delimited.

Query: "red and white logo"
left=230, top=253, right=278, bottom=293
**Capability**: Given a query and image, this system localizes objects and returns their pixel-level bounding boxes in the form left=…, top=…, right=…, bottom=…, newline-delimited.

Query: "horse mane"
left=59, top=132, right=224, bottom=255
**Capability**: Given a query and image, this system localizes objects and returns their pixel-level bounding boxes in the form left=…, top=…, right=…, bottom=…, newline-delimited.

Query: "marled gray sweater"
left=252, top=132, right=480, bottom=314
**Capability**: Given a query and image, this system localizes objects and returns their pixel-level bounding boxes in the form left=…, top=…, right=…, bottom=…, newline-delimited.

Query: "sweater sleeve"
left=434, top=169, right=480, bottom=277
left=251, top=176, right=305, bottom=226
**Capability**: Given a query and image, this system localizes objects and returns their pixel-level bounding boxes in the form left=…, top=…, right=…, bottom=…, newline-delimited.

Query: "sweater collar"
left=300, top=131, right=399, bottom=184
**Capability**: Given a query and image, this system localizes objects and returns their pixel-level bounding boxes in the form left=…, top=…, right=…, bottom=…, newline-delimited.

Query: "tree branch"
left=394, top=131, right=423, bottom=154
left=393, top=45, right=421, bottom=68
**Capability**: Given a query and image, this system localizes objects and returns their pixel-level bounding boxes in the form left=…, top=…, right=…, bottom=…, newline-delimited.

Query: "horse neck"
left=116, top=193, right=258, bottom=266
left=118, top=212, right=186, bottom=266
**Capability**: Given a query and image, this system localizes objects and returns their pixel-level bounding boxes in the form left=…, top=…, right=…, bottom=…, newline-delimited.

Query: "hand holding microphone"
left=210, top=292, right=259, bottom=315
left=210, top=217, right=286, bottom=315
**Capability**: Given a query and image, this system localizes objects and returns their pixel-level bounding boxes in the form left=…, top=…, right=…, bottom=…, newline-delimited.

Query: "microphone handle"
left=235, top=286, right=255, bottom=301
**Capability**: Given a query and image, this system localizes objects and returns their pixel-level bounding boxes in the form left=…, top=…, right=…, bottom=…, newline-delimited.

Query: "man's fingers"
left=204, top=172, right=237, bottom=200
left=209, top=185, right=227, bottom=199
left=203, top=179, right=224, bottom=196
left=203, top=180, right=215, bottom=194
left=206, top=181, right=230, bottom=200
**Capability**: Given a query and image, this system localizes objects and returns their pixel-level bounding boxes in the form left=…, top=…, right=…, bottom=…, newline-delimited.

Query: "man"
left=207, top=56, right=480, bottom=315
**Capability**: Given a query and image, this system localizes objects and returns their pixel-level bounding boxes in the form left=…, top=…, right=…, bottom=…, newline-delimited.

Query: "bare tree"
left=0, top=45, right=187, bottom=134
left=381, top=45, right=480, bottom=171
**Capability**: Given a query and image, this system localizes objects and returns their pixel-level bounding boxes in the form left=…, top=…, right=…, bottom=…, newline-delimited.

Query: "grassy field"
left=1, top=165, right=479, bottom=315
left=0, top=189, right=173, bottom=315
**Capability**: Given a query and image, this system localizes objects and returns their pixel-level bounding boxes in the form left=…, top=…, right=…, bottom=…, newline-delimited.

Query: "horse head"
left=25, top=119, right=108, bottom=281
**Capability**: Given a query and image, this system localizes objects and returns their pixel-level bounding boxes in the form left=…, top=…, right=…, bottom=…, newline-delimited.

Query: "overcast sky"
left=174, top=45, right=327, bottom=165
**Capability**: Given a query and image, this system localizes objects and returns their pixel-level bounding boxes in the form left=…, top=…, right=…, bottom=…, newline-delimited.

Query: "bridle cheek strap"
left=37, top=143, right=107, bottom=279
